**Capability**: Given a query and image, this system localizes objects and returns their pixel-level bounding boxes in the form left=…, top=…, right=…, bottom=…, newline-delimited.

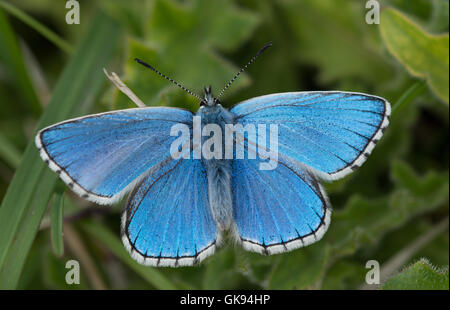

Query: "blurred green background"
left=0, top=0, right=448, bottom=290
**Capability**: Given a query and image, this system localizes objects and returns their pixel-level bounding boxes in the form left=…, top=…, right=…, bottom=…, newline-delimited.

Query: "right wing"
left=232, top=154, right=331, bottom=255
left=230, top=91, right=390, bottom=180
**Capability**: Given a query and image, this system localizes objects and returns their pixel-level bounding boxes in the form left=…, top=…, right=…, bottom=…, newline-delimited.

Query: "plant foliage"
left=0, top=0, right=447, bottom=289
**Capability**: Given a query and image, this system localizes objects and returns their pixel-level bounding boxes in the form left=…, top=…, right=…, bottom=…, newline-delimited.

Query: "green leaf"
left=80, top=220, right=177, bottom=290
left=202, top=247, right=238, bottom=289
left=329, top=161, right=449, bottom=260
left=0, top=11, right=119, bottom=289
left=380, top=8, right=449, bottom=103
left=113, top=0, right=259, bottom=109
left=50, top=193, right=64, bottom=257
left=281, top=0, right=393, bottom=89
left=268, top=244, right=330, bottom=289
left=201, top=246, right=257, bottom=289
left=0, top=7, right=41, bottom=115
left=391, top=160, right=449, bottom=200
left=382, top=258, right=449, bottom=290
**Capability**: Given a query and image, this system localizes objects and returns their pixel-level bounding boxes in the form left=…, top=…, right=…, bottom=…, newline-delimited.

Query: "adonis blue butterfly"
left=35, top=43, right=390, bottom=267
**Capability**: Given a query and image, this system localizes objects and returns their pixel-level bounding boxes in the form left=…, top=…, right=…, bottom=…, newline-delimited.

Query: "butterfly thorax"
left=196, top=103, right=234, bottom=231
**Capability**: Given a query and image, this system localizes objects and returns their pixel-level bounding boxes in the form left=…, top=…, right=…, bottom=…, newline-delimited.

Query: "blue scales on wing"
left=35, top=107, right=193, bottom=205
left=231, top=153, right=331, bottom=254
left=122, top=155, right=217, bottom=267
left=231, top=91, right=391, bottom=180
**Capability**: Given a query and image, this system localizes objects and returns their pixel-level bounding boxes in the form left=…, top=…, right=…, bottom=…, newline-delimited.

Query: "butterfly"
left=35, top=43, right=390, bottom=267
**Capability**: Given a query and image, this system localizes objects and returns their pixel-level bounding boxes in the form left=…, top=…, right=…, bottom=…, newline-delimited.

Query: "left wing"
left=35, top=107, right=192, bottom=204
left=230, top=91, right=390, bottom=180
left=122, top=156, right=217, bottom=267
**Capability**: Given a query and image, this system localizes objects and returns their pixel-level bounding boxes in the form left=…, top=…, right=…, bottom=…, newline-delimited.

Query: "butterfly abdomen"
left=204, top=158, right=233, bottom=230
left=198, top=105, right=234, bottom=231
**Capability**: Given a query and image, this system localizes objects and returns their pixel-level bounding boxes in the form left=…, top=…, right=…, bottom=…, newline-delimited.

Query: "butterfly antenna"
left=216, top=41, right=272, bottom=100
left=134, top=58, right=203, bottom=101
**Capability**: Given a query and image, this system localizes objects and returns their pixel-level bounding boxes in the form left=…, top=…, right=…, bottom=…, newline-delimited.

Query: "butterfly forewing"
left=231, top=91, right=390, bottom=180
left=36, top=107, right=194, bottom=204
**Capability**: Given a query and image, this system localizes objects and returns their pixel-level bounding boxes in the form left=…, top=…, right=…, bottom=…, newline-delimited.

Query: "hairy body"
left=197, top=103, right=234, bottom=231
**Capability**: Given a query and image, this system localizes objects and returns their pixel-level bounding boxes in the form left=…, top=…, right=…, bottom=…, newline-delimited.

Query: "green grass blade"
left=391, top=80, right=427, bottom=118
left=0, top=133, right=21, bottom=168
left=50, top=193, right=64, bottom=257
left=0, top=11, right=119, bottom=289
left=80, top=221, right=177, bottom=290
left=0, top=7, right=41, bottom=115
left=0, top=1, right=72, bottom=54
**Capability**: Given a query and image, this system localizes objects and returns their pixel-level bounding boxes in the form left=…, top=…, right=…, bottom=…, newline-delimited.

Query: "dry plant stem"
left=103, top=69, right=146, bottom=108
left=64, top=223, right=107, bottom=290
left=360, top=216, right=449, bottom=290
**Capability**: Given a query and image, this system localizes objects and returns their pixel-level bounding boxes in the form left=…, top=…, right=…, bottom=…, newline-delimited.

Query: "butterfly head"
left=202, top=86, right=218, bottom=107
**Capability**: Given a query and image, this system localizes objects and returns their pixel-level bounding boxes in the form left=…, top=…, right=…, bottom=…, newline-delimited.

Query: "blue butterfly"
left=35, top=43, right=390, bottom=267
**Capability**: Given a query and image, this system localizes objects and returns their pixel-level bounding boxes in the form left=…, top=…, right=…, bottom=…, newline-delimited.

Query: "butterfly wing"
left=230, top=91, right=390, bottom=180
left=35, top=107, right=193, bottom=204
left=122, top=156, right=217, bottom=267
left=232, top=155, right=331, bottom=254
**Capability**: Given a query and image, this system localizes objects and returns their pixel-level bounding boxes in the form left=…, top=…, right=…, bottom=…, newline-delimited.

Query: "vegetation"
left=0, top=0, right=448, bottom=289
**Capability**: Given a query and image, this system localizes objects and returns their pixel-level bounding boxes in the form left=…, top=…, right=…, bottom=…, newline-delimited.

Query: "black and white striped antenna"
left=135, top=42, right=272, bottom=103
left=216, top=41, right=272, bottom=100
left=134, top=58, right=203, bottom=101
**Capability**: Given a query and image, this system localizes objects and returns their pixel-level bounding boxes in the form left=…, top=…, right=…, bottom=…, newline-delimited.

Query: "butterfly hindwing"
left=231, top=154, right=331, bottom=254
left=122, top=156, right=217, bottom=267
left=231, top=91, right=390, bottom=180
left=35, top=107, right=193, bottom=204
